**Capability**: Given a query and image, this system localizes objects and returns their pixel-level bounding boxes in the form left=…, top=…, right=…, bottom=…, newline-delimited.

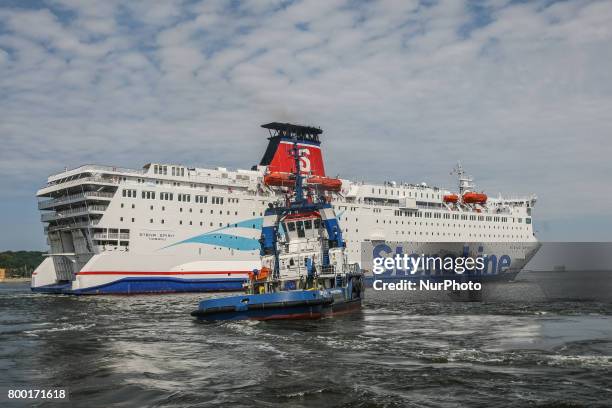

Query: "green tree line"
left=0, top=251, right=45, bottom=277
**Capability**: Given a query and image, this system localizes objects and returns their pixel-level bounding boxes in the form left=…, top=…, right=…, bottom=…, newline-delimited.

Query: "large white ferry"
left=32, top=123, right=539, bottom=294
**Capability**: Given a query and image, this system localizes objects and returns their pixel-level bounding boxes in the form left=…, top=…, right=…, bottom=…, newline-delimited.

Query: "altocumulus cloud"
left=0, top=0, right=611, bottom=248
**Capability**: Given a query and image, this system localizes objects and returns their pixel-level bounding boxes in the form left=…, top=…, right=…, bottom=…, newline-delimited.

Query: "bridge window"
left=122, top=189, right=137, bottom=198
left=296, top=221, right=305, bottom=238
left=287, top=222, right=296, bottom=232
left=304, top=220, right=312, bottom=230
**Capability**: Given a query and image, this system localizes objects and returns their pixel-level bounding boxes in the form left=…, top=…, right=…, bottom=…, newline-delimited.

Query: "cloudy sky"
left=1, top=0, right=611, bottom=250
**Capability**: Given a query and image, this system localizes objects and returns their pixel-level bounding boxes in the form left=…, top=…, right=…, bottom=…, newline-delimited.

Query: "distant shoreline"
left=0, top=277, right=31, bottom=283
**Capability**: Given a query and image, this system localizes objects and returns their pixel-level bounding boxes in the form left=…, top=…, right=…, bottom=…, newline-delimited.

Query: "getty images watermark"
left=372, top=253, right=484, bottom=291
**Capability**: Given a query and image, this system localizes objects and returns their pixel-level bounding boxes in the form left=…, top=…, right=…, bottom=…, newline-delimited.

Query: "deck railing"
left=46, top=219, right=100, bottom=232
left=41, top=205, right=108, bottom=222
left=48, top=164, right=146, bottom=179
left=38, top=191, right=115, bottom=209
left=39, top=176, right=122, bottom=194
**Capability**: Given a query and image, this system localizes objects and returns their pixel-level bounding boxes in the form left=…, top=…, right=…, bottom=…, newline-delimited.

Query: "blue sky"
left=1, top=0, right=611, bottom=250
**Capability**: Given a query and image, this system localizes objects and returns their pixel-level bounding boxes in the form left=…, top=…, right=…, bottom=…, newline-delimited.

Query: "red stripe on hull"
left=77, top=271, right=250, bottom=276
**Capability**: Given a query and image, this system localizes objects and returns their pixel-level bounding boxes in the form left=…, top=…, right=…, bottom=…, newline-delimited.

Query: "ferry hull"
left=31, top=255, right=257, bottom=295
left=31, top=242, right=536, bottom=295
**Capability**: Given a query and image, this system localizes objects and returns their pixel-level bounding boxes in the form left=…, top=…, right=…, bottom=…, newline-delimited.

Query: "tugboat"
left=191, top=124, right=364, bottom=321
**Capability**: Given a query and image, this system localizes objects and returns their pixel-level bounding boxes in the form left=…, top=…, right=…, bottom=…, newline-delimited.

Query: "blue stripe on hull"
left=31, top=277, right=246, bottom=295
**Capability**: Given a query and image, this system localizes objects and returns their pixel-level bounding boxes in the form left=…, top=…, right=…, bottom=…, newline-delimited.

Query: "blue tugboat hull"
left=191, top=289, right=362, bottom=321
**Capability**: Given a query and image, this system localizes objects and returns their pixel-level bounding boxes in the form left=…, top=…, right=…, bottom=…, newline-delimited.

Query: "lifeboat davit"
left=263, top=172, right=295, bottom=187
left=307, top=176, right=342, bottom=192
left=443, top=194, right=459, bottom=203
left=462, top=192, right=487, bottom=204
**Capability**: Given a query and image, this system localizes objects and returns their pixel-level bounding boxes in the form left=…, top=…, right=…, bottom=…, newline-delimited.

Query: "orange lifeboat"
left=462, top=192, right=487, bottom=204
left=263, top=172, right=295, bottom=187
left=248, top=266, right=270, bottom=282
left=307, top=176, right=342, bottom=192
left=264, top=172, right=342, bottom=192
left=443, top=194, right=459, bottom=203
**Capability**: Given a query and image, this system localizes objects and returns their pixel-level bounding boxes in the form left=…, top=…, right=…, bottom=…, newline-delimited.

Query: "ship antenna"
left=451, top=161, right=474, bottom=195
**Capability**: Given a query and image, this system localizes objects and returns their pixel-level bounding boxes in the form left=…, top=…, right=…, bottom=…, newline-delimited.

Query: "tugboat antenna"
left=290, top=136, right=306, bottom=206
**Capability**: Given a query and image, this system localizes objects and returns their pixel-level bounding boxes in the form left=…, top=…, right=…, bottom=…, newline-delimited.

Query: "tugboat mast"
left=191, top=122, right=364, bottom=321
left=290, top=137, right=306, bottom=206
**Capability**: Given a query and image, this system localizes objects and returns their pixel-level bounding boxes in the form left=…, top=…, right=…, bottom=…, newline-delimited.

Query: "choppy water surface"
left=1, top=276, right=612, bottom=407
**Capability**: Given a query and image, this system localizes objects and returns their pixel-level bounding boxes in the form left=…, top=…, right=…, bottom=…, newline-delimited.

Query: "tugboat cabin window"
left=314, top=219, right=321, bottom=229
left=287, top=222, right=296, bottom=232
left=304, top=220, right=312, bottom=230
left=296, top=221, right=305, bottom=238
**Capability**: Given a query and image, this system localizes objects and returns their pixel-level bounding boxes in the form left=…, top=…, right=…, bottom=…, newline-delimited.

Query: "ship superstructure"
left=32, top=123, right=539, bottom=294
